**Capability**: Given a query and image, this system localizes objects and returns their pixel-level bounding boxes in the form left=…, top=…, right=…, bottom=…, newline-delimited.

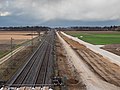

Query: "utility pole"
left=31, top=31, right=33, bottom=52
left=11, top=37, right=13, bottom=59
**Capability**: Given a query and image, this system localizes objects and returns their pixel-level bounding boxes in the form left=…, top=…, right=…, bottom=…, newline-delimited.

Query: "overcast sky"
left=0, top=0, right=120, bottom=27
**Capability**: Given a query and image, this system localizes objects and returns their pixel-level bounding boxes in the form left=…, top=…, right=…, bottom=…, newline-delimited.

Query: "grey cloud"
left=0, top=0, right=120, bottom=22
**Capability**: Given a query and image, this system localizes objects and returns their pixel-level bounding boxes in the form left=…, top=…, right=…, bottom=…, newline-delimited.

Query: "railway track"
left=5, top=30, right=55, bottom=88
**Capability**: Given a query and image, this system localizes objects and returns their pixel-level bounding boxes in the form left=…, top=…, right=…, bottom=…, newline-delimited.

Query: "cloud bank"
left=0, top=0, right=120, bottom=26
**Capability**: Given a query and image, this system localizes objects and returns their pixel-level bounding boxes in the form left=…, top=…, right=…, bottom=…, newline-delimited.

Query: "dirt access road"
left=61, top=32, right=120, bottom=66
left=57, top=32, right=120, bottom=90
left=56, top=36, right=86, bottom=90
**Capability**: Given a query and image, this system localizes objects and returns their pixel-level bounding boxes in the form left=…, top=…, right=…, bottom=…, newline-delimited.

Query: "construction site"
left=0, top=28, right=120, bottom=90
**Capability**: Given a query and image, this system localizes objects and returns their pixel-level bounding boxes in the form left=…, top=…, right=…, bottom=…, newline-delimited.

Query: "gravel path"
left=57, top=32, right=120, bottom=90
left=0, top=46, right=25, bottom=65
left=61, top=32, right=120, bottom=66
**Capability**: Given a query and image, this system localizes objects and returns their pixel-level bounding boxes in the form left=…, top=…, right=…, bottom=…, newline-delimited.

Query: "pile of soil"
left=101, top=44, right=120, bottom=56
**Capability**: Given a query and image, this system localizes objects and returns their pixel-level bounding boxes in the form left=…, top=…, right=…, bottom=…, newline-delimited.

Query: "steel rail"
left=5, top=30, right=55, bottom=88
left=6, top=34, right=48, bottom=87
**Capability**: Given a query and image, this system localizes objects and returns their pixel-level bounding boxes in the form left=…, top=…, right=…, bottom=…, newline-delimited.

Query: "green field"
left=66, top=31, right=120, bottom=45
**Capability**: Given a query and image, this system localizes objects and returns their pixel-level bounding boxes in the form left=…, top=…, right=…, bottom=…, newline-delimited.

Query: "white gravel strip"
left=95, top=45, right=104, bottom=48
left=0, top=46, right=25, bottom=65
left=61, top=32, right=120, bottom=66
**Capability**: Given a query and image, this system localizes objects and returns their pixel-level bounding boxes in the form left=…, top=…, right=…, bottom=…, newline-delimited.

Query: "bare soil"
left=0, top=31, right=38, bottom=44
left=0, top=44, right=11, bottom=58
left=59, top=32, right=120, bottom=87
left=56, top=36, right=86, bottom=90
left=0, top=44, right=10, bottom=51
left=101, top=44, right=120, bottom=56
left=0, top=31, right=38, bottom=58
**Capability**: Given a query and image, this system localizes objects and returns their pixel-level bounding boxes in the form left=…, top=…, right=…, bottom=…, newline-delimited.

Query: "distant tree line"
left=0, top=26, right=120, bottom=31
left=57, top=26, right=120, bottom=31
left=0, top=26, right=50, bottom=31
